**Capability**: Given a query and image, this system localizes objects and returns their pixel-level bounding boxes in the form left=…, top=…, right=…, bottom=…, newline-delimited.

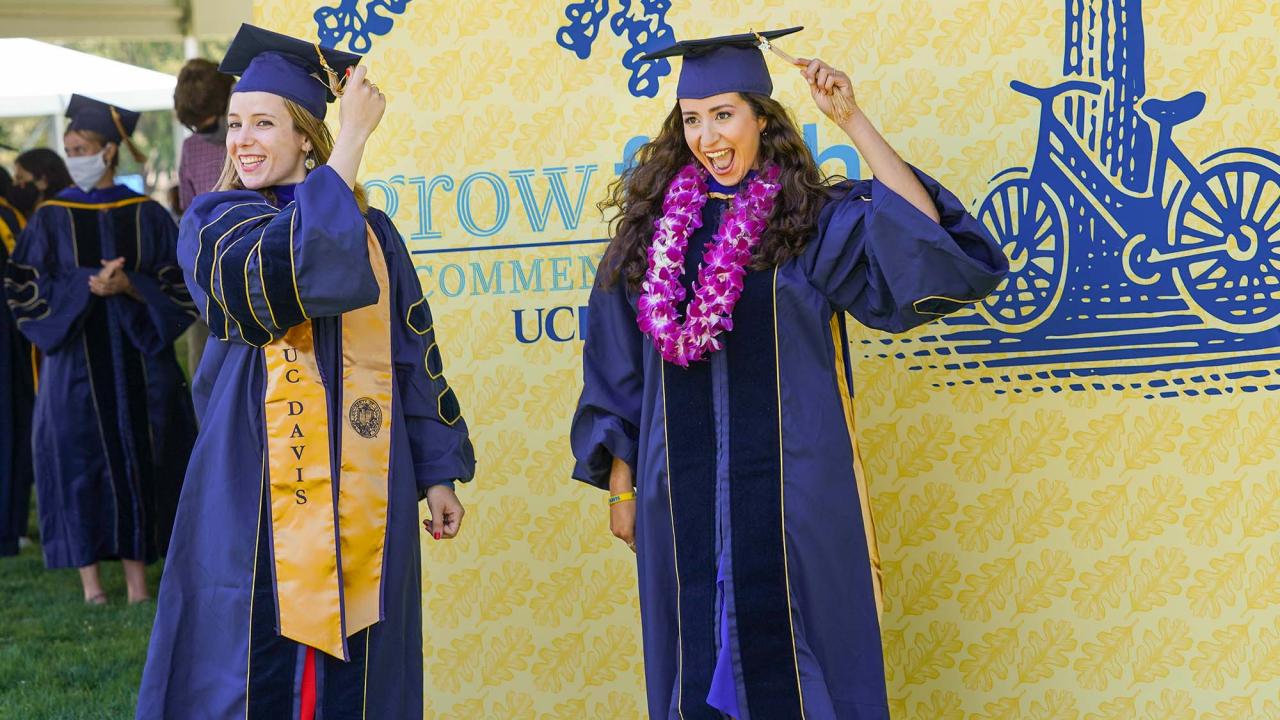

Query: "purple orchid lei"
left=636, top=162, right=783, bottom=366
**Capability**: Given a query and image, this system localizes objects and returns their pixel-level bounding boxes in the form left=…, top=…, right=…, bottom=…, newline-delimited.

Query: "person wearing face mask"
left=3, top=95, right=199, bottom=603
left=174, top=58, right=236, bottom=213
left=137, top=25, right=474, bottom=720
left=8, top=149, right=73, bottom=219
left=173, top=58, right=236, bottom=392
left=0, top=166, right=36, bottom=559
left=571, top=29, right=1009, bottom=720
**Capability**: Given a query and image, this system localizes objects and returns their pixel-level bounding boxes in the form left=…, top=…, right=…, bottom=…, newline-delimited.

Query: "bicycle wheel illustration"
left=1168, top=148, right=1280, bottom=332
left=975, top=172, right=1070, bottom=332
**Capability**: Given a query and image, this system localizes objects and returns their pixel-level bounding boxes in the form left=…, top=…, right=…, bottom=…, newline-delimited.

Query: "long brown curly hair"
left=598, top=93, right=836, bottom=291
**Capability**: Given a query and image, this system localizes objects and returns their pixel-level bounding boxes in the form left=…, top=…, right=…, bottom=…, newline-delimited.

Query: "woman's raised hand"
left=328, top=65, right=386, bottom=189
left=797, top=57, right=860, bottom=124
left=338, top=65, right=386, bottom=142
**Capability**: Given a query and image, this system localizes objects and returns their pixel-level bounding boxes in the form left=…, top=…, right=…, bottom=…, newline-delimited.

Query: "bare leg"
left=79, top=563, right=106, bottom=604
left=123, top=559, right=150, bottom=603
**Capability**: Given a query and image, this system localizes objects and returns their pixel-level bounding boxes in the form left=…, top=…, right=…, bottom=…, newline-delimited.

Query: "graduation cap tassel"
left=109, top=107, right=147, bottom=164
left=753, top=31, right=855, bottom=124
left=313, top=43, right=347, bottom=98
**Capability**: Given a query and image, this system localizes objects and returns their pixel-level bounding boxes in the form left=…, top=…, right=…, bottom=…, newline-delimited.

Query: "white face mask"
left=66, top=150, right=109, bottom=192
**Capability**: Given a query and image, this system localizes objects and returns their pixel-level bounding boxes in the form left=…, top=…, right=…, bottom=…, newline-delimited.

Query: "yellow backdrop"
left=256, top=0, right=1280, bottom=717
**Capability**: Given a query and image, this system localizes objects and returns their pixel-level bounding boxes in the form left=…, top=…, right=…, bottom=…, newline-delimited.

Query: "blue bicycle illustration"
left=972, top=0, right=1280, bottom=338
left=976, top=80, right=1280, bottom=334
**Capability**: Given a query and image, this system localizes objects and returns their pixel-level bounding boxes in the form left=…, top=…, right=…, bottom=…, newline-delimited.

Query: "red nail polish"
left=434, top=532, right=442, bottom=540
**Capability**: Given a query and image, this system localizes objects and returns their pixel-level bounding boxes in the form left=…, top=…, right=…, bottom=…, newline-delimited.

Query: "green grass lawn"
left=0, top=539, right=161, bottom=719
left=0, top=326, right=196, bottom=719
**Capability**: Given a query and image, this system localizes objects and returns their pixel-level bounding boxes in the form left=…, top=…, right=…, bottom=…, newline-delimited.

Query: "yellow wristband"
left=608, top=491, right=637, bottom=506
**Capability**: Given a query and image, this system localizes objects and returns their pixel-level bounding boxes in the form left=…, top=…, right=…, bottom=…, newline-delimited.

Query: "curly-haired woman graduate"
left=571, top=28, right=1008, bottom=720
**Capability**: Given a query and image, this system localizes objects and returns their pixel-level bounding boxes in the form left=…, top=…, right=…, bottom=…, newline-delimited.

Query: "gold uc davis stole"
left=261, top=224, right=393, bottom=660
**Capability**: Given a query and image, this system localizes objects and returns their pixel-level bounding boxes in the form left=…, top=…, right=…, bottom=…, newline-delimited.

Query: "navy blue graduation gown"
left=571, top=169, right=1008, bottom=720
left=1, top=201, right=35, bottom=556
left=4, top=185, right=197, bottom=568
left=137, top=167, right=475, bottom=720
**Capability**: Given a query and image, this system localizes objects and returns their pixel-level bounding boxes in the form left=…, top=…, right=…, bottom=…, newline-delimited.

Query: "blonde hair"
left=216, top=96, right=368, bottom=212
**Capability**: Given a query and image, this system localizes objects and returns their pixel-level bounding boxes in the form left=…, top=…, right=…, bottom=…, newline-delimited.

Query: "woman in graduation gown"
left=0, top=188, right=35, bottom=557
left=8, top=149, right=74, bottom=219
left=137, top=24, right=475, bottom=720
left=571, top=28, right=1009, bottom=720
left=4, top=97, right=198, bottom=599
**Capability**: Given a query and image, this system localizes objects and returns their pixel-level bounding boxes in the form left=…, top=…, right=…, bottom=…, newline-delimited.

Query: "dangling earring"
left=304, top=153, right=317, bottom=171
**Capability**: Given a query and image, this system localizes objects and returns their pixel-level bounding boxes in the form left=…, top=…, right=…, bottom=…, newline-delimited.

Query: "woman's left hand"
left=799, top=57, right=859, bottom=122
left=424, top=484, right=465, bottom=540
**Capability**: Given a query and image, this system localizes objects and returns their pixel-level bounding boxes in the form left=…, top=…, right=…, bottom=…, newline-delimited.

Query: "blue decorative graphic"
left=314, top=0, right=411, bottom=53
left=556, top=0, right=675, bottom=97
left=912, top=0, right=1280, bottom=396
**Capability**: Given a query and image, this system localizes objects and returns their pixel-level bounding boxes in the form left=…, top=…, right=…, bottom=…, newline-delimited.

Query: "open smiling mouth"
left=705, top=148, right=734, bottom=173
left=239, top=155, right=266, bottom=172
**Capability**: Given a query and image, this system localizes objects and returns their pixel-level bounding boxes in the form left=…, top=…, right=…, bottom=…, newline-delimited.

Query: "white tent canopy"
left=1, top=38, right=176, bottom=119
left=0, top=0, right=249, bottom=40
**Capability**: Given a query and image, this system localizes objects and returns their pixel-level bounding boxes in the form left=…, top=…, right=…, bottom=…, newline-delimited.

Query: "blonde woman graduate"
left=5, top=97, right=197, bottom=601
left=571, top=28, right=1009, bottom=720
left=137, top=24, right=475, bottom=720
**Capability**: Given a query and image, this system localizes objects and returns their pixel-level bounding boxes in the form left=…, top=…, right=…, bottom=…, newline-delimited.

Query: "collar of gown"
left=271, top=182, right=298, bottom=206
left=706, top=168, right=758, bottom=196
left=56, top=184, right=138, bottom=204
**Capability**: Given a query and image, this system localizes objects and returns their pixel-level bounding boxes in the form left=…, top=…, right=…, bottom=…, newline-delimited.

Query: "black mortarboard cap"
left=219, top=24, right=361, bottom=120
left=639, top=27, right=803, bottom=99
left=66, top=94, right=141, bottom=144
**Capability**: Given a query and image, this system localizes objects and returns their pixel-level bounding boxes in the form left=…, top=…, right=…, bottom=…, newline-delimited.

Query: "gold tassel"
left=313, top=44, right=347, bottom=98
left=753, top=30, right=856, bottom=124
left=108, top=106, right=146, bottom=164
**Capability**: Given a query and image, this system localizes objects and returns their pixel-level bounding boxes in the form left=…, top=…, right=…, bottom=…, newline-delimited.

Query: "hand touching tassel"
left=754, top=31, right=857, bottom=125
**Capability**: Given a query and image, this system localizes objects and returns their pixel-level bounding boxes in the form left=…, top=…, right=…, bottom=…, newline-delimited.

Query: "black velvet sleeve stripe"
left=193, top=202, right=276, bottom=340
left=4, top=260, right=47, bottom=321
left=217, top=224, right=274, bottom=347
left=156, top=265, right=198, bottom=317
left=406, top=297, right=431, bottom=335
left=255, top=207, right=307, bottom=331
left=912, top=295, right=976, bottom=317
left=3, top=261, right=37, bottom=285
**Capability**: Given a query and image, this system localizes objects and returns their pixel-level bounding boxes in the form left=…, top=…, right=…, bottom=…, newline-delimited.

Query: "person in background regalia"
left=8, top=149, right=73, bottom=219
left=174, top=57, right=236, bottom=213
left=137, top=24, right=475, bottom=720
left=0, top=166, right=17, bottom=214
left=571, top=28, right=1009, bottom=720
left=3, top=96, right=199, bottom=602
left=172, top=57, right=238, bottom=399
left=0, top=166, right=35, bottom=558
